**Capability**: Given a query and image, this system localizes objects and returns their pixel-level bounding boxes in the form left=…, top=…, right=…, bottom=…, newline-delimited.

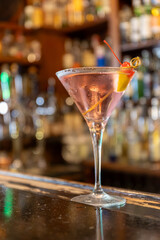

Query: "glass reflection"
left=96, top=208, right=104, bottom=240
left=4, top=188, right=13, bottom=219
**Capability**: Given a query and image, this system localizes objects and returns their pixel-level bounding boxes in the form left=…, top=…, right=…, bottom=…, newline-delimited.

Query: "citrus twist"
left=130, top=56, right=141, bottom=68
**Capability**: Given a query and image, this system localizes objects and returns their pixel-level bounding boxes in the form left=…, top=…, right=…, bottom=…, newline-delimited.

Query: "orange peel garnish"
left=83, top=89, right=113, bottom=116
left=130, top=57, right=141, bottom=68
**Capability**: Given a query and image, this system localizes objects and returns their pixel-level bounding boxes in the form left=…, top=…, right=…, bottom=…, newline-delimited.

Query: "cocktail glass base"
left=71, top=192, right=126, bottom=208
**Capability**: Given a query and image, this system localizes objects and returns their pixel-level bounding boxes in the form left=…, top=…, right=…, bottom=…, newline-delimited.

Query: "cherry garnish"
left=121, top=62, right=131, bottom=67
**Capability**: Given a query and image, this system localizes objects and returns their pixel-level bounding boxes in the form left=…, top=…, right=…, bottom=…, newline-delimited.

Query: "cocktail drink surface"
left=56, top=67, right=135, bottom=208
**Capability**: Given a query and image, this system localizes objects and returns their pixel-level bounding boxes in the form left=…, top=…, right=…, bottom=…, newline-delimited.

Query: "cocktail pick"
left=103, top=40, right=141, bottom=68
left=103, top=40, right=122, bottom=65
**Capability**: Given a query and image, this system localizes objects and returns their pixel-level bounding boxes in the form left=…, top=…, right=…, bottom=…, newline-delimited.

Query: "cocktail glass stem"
left=90, top=123, right=105, bottom=195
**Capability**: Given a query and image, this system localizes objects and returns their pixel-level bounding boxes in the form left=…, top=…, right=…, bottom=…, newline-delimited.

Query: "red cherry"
left=121, top=62, right=131, bottom=67
left=121, top=61, right=134, bottom=78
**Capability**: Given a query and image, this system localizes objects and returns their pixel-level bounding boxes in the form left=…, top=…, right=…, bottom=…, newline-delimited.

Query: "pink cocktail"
left=56, top=67, right=135, bottom=208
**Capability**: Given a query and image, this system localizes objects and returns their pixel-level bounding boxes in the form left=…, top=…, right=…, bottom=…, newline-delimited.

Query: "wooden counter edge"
left=0, top=170, right=159, bottom=211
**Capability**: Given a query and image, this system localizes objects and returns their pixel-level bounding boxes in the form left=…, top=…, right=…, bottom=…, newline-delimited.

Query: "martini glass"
left=56, top=67, right=135, bottom=208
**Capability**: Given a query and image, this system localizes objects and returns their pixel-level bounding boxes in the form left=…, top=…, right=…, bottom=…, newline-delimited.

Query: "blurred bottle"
left=95, top=0, right=110, bottom=18
left=130, top=0, right=142, bottom=43
left=28, top=40, right=41, bottom=62
left=149, top=98, right=160, bottom=162
left=10, top=64, right=23, bottom=100
left=72, top=39, right=81, bottom=67
left=13, top=33, right=27, bottom=59
left=119, top=5, right=132, bottom=43
left=152, top=47, right=160, bottom=97
left=126, top=101, right=141, bottom=163
left=43, top=0, right=54, bottom=26
left=53, top=0, right=63, bottom=29
left=141, top=50, right=152, bottom=99
left=138, top=98, right=150, bottom=162
left=61, top=0, right=68, bottom=27
left=101, top=0, right=110, bottom=17
left=47, top=77, right=57, bottom=117
left=95, top=0, right=102, bottom=17
left=24, top=5, right=34, bottom=28
left=84, top=0, right=96, bottom=22
left=107, top=117, right=118, bottom=162
left=151, top=4, right=160, bottom=38
left=32, top=0, right=44, bottom=28
left=62, top=39, right=74, bottom=68
left=0, top=73, right=10, bottom=140
left=137, top=69, right=144, bottom=99
left=28, top=66, right=39, bottom=99
left=72, top=0, right=84, bottom=25
left=1, top=31, right=14, bottom=57
left=93, top=36, right=106, bottom=66
left=0, top=64, right=11, bottom=102
left=81, top=40, right=96, bottom=67
left=66, top=0, right=75, bottom=26
left=140, top=0, right=152, bottom=40
left=6, top=66, right=25, bottom=170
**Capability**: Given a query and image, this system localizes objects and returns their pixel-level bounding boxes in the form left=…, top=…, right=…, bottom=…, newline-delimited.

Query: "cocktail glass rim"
left=56, top=66, right=135, bottom=78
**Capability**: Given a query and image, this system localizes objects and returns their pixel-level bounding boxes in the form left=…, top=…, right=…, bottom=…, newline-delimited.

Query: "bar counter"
left=0, top=171, right=159, bottom=240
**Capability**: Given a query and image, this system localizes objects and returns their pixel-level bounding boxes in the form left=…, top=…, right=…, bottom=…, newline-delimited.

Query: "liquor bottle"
left=84, top=0, right=96, bottom=22
left=130, top=0, right=142, bottom=43
left=119, top=5, right=132, bottom=44
left=0, top=64, right=11, bottom=102
left=32, top=0, right=44, bottom=28
left=97, top=0, right=110, bottom=18
left=140, top=0, right=152, bottom=40
left=1, top=31, right=14, bottom=57
left=149, top=98, right=160, bottom=162
left=81, top=40, right=96, bottom=67
left=47, top=77, right=57, bottom=116
left=93, top=36, right=106, bottom=66
left=62, top=39, right=74, bottom=68
left=96, top=44, right=106, bottom=66
left=66, top=0, right=74, bottom=26
left=101, top=0, right=110, bottom=16
left=152, top=48, right=160, bottom=97
left=61, top=0, right=68, bottom=27
left=151, top=4, right=160, bottom=39
left=42, top=0, right=54, bottom=26
left=72, top=0, right=84, bottom=25
left=138, top=98, right=149, bottom=162
left=4, top=66, right=25, bottom=170
left=115, top=109, right=124, bottom=159
left=72, top=40, right=81, bottom=67
left=126, top=101, right=141, bottom=163
left=94, top=0, right=103, bottom=17
left=24, top=5, right=34, bottom=28
left=10, top=64, right=23, bottom=99
left=28, top=66, right=39, bottom=99
left=141, top=50, right=152, bottom=99
left=0, top=77, right=10, bottom=139
left=137, top=69, right=144, bottom=99
left=53, top=0, right=63, bottom=29
left=106, top=112, right=118, bottom=162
